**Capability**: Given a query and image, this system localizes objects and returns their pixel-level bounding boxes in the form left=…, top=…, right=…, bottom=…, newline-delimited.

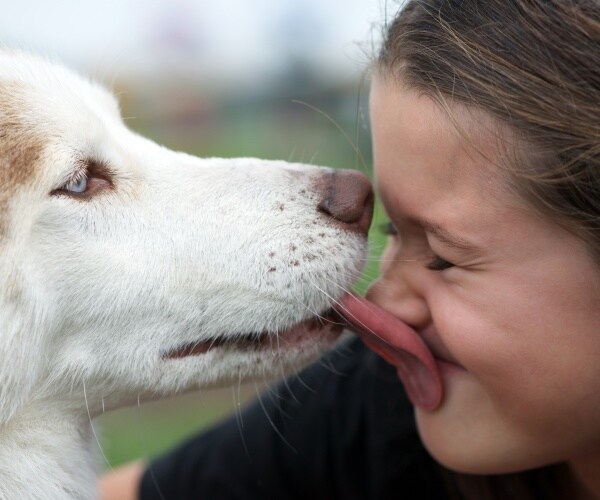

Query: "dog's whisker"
left=353, top=70, right=370, bottom=174
left=317, top=354, right=347, bottom=377
left=137, top=393, right=168, bottom=500
left=264, top=380, right=294, bottom=420
left=287, top=146, right=297, bottom=163
left=234, top=375, right=244, bottom=427
left=358, top=257, right=418, bottom=263
left=308, top=279, right=347, bottom=313
left=276, top=331, right=282, bottom=357
left=320, top=275, right=356, bottom=297
left=299, top=148, right=306, bottom=163
left=232, top=380, right=252, bottom=462
left=82, top=378, right=113, bottom=471
left=286, top=289, right=325, bottom=320
left=292, top=99, right=370, bottom=172
left=280, top=368, right=302, bottom=406
left=325, top=296, right=392, bottom=347
left=308, top=280, right=390, bottom=349
left=288, top=366, right=317, bottom=396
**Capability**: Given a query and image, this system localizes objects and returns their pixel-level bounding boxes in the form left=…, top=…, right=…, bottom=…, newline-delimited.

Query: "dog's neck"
left=0, top=403, right=99, bottom=499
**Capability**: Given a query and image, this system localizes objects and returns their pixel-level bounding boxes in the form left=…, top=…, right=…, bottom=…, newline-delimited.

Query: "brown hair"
left=377, top=0, right=599, bottom=498
left=378, top=0, right=600, bottom=262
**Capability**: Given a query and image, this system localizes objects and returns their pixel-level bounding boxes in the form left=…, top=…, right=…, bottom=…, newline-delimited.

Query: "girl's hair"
left=378, top=0, right=600, bottom=263
left=377, top=1, right=599, bottom=498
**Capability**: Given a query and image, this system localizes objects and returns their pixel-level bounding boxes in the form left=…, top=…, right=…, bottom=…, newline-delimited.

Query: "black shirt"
left=140, top=336, right=448, bottom=499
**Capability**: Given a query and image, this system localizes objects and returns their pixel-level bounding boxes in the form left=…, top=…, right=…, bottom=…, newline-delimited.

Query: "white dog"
left=0, top=51, right=373, bottom=499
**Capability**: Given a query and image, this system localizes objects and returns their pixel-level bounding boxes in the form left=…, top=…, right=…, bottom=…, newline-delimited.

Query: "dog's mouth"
left=163, top=310, right=341, bottom=359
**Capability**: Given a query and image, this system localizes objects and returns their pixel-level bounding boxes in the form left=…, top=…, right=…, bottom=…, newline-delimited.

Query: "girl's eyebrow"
left=377, top=187, right=480, bottom=251
left=411, top=216, right=478, bottom=251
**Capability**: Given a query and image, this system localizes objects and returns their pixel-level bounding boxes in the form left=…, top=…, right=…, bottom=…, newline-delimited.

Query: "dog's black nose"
left=317, top=169, right=374, bottom=235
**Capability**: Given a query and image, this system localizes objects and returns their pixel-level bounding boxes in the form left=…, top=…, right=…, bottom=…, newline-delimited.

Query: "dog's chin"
left=161, top=310, right=343, bottom=360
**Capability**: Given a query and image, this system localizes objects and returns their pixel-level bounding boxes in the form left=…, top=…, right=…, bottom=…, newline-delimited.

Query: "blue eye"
left=63, top=175, right=88, bottom=193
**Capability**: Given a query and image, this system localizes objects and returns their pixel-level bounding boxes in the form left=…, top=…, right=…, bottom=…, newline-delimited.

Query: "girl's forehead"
left=369, top=76, right=531, bottom=235
left=370, top=75, right=505, bottom=148
left=369, top=75, right=517, bottom=198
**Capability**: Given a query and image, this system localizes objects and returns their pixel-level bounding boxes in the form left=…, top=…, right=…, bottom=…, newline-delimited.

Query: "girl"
left=365, top=0, right=600, bottom=496
left=102, top=1, right=600, bottom=498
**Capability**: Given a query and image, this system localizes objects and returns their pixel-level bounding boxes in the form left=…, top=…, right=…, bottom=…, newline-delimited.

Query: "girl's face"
left=368, top=76, right=600, bottom=475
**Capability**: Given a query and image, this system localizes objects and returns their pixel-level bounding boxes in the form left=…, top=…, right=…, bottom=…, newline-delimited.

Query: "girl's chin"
left=414, top=371, right=492, bottom=473
left=414, top=378, right=534, bottom=475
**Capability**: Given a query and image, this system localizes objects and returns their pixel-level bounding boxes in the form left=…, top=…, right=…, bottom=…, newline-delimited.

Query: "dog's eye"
left=52, top=160, right=113, bottom=198
left=63, top=175, right=88, bottom=193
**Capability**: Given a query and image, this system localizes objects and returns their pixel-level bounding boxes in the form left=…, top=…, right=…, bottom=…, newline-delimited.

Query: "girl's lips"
left=334, top=293, right=443, bottom=411
left=419, top=325, right=466, bottom=370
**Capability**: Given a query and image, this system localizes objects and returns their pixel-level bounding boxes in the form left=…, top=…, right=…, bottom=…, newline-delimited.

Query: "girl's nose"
left=365, top=264, right=431, bottom=330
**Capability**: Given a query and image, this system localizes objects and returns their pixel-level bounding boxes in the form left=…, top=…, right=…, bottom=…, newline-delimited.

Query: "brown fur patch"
left=0, top=81, right=45, bottom=235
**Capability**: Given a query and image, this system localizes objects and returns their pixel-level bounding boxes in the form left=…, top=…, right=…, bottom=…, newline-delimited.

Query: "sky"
left=0, top=0, right=402, bottom=86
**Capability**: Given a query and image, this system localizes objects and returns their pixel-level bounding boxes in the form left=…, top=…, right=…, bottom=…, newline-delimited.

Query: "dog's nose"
left=317, top=169, right=374, bottom=234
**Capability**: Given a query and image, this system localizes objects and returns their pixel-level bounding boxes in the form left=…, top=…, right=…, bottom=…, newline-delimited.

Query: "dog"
left=0, top=51, right=373, bottom=499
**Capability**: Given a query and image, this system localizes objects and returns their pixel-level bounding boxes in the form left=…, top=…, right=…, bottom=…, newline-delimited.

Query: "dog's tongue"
left=334, top=293, right=443, bottom=411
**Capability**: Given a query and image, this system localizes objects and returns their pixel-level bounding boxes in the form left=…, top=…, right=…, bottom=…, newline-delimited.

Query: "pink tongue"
left=334, top=293, right=443, bottom=411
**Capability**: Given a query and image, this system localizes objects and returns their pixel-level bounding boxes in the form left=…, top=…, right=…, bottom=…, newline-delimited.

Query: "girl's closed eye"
left=379, top=220, right=399, bottom=236
left=379, top=220, right=455, bottom=271
left=426, top=255, right=454, bottom=271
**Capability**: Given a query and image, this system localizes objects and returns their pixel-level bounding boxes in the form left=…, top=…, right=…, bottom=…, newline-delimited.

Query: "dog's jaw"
left=162, top=311, right=342, bottom=359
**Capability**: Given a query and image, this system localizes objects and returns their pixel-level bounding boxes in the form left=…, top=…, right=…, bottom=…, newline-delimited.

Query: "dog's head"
left=0, top=51, right=372, bottom=422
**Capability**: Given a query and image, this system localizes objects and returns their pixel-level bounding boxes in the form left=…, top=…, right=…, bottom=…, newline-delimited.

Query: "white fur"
left=0, top=52, right=368, bottom=499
